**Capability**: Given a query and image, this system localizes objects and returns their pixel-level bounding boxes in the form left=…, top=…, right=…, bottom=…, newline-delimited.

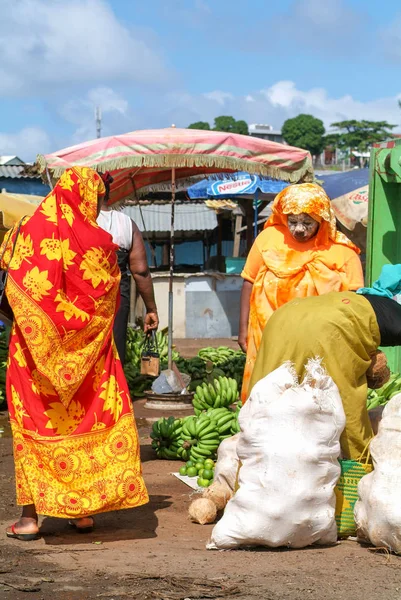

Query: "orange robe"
left=1, top=167, right=148, bottom=517
left=241, top=183, right=364, bottom=402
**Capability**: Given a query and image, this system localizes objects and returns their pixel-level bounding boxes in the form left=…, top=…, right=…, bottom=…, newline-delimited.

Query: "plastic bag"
left=207, top=360, right=345, bottom=550
left=354, top=393, right=401, bottom=553
left=151, top=369, right=191, bottom=394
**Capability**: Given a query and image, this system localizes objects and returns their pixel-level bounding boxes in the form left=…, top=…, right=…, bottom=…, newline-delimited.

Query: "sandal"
left=6, top=522, right=40, bottom=541
left=68, top=517, right=94, bottom=534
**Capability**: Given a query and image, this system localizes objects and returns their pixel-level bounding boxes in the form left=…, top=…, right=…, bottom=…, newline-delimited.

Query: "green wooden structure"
left=367, top=139, right=401, bottom=372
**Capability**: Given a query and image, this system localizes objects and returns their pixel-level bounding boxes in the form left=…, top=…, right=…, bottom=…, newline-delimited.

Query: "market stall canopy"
left=187, top=171, right=288, bottom=200
left=0, top=192, right=43, bottom=230
left=37, top=127, right=314, bottom=205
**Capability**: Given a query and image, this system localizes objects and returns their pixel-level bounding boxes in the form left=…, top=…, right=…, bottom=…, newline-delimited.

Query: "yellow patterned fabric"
left=240, top=183, right=364, bottom=402
left=1, top=167, right=148, bottom=517
left=267, top=183, right=359, bottom=250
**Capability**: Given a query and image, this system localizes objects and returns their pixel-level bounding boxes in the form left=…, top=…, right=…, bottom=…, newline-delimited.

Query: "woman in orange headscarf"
left=1, top=167, right=148, bottom=540
left=239, top=183, right=364, bottom=402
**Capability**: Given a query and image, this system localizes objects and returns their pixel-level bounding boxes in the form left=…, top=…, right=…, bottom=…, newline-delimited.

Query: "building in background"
left=0, top=156, right=50, bottom=196
left=249, top=124, right=284, bottom=144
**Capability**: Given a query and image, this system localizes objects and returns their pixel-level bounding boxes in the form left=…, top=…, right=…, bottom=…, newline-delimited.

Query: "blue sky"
left=1, top=0, right=401, bottom=160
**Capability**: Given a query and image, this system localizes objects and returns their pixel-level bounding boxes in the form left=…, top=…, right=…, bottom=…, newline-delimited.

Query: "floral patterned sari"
left=1, top=167, right=148, bottom=518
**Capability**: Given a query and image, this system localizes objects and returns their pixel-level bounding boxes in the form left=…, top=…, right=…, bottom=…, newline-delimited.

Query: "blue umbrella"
left=187, top=171, right=288, bottom=199
left=187, top=172, right=288, bottom=239
left=319, top=169, right=369, bottom=200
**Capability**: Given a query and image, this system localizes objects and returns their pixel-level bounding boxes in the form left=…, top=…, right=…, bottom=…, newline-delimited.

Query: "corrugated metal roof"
left=123, top=204, right=217, bottom=233
left=0, top=165, right=40, bottom=179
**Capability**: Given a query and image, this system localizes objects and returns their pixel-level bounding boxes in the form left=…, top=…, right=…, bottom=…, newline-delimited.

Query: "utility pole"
left=95, top=106, right=102, bottom=139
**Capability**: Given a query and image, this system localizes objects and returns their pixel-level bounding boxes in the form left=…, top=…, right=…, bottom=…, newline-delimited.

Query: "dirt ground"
left=0, top=338, right=400, bottom=599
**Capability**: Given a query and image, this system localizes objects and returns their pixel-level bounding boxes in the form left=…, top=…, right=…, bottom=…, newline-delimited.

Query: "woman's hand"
left=238, top=280, right=252, bottom=354
left=144, top=311, right=159, bottom=332
left=238, top=330, right=248, bottom=353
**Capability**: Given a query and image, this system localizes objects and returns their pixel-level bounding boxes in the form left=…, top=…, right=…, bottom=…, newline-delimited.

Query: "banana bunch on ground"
left=198, top=346, right=237, bottom=366
left=230, top=401, right=242, bottom=435
left=154, top=330, right=181, bottom=367
left=177, top=415, right=221, bottom=462
left=176, top=356, right=206, bottom=379
left=192, top=377, right=239, bottom=414
left=203, top=407, right=236, bottom=440
left=150, top=416, right=183, bottom=460
left=219, top=351, right=246, bottom=388
left=126, top=327, right=146, bottom=367
left=124, top=327, right=181, bottom=398
left=367, top=372, right=401, bottom=410
left=126, top=327, right=180, bottom=370
left=176, top=356, right=225, bottom=392
left=123, top=362, right=152, bottom=398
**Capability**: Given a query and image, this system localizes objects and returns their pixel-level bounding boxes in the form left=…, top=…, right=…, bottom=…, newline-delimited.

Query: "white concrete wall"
left=152, top=275, right=186, bottom=338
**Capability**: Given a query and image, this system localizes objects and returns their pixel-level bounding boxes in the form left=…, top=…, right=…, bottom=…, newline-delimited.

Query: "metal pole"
left=253, top=190, right=259, bottom=239
left=168, top=167, right=176, bottom=370
left=95, top=106, right=102, bottom=139
left=45, top=166, right=54, bottom=190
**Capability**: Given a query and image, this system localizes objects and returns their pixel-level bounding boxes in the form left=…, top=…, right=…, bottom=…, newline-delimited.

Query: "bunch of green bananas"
left=177, top=415, right=220, bottom=462
left=154, top=330, right=180, bottom=365
left=204, top=407, right=235, bottom=440
left=150, top=416, right=183, bottom=460
left=198, top=346, right=237, bottom=366
left=192, top=377, right=239, bottom=414
left=175, top=356, right=205, bottom=378
left=230, top=401, right=242, bottom=435
left=126, top=327, right=145, bottom=367
left=218, top=351, right=246, bottom=388
left=367, top=372, right=401, bottom=410
left=126, top=327, right=180, bottom=369
left=123, top=363, right=152, bottom=398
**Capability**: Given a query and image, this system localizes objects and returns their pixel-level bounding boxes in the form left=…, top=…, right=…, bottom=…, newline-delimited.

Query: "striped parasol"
left=37, top=127, right=314, bottom=367
left=37, top=127, right=314, bottom=204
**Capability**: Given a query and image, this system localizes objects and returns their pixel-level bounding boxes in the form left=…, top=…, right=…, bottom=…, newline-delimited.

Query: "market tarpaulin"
left=320, top=169, right=369, bottom=230
left=37, top=127, right=314, bottom=205
left=331, top=186, right=369, bottom=230
left=0, top=192, right=43, bottom=230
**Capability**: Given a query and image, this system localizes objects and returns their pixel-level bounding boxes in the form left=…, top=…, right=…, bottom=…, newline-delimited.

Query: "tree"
left=187, top=121, right=210, bottom=130
left=326, top=120, right=397, bottom=153
left=213, top=116, right=249, bottom=135
left=187, top=116, right=249, bottom=135
left=281, top=114, right=326, bottom=159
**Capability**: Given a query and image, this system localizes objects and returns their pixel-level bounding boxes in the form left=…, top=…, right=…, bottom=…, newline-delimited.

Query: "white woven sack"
left=207, top=359, right=345, bottom=550
left=355, top=393, right=401, bottom=553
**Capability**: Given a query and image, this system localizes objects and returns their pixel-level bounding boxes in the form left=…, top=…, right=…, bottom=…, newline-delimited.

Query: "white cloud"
left=59, top=87, right=133, bottom=144
left=0, top=127, right=51, bottom=160
left=263, top=81, right=401, bottom=129
left=161, top=81, right=401, bottom=133
left=0, top=0, right=169, bottom=95
left=5, top=81, right=401, bottom=162
left=203, top=91, right=234, bottom=106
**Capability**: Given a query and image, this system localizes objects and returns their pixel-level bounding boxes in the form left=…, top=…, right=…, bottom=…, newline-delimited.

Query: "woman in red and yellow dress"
left=1, top=167, right=149, bottom=540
